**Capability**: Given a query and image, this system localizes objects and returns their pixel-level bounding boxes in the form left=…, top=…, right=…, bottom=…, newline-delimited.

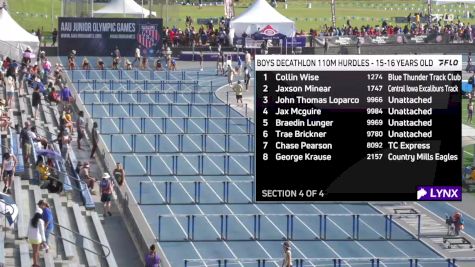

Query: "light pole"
left=51, top=0, right=54, bottom=30
left=428, top=0, right=432, bottom=27
left=331, top=0, right=336, bottom=29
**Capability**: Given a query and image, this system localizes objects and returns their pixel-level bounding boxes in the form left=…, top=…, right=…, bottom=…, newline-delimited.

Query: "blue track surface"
left=63, top=59, right=454, bottom=267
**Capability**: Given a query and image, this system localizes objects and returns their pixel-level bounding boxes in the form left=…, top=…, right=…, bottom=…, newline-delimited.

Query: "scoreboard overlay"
left=254, top=55, right=462, bottom=202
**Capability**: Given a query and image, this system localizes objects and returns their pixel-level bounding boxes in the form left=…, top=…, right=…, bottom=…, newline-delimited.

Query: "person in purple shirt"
left=60, top=84, right=73, bottom=112
left=145, top=244, right=160, bottom=267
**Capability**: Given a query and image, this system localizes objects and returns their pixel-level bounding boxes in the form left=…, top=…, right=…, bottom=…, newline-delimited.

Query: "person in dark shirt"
left=90, top=122, right=99, bottom=159
left=32, top=85, right=41, bottom=120
left=52, top=28, right=58, bottom=46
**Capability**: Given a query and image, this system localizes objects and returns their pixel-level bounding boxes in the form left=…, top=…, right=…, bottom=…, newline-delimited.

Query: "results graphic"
left=255, top=55, right=462, bottom=201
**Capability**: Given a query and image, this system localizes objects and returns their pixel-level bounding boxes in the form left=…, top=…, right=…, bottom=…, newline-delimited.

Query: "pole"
left=51, top=0, right=54, bottom=30
left=149, top=0, right=152, bottom=18
left=331, top=0, right=336, bottom=29
left=142, top=0, right=144, bottom=18
left=91, top=0, right=94, bottom=17
left=428, top=0, right=432, bottom=27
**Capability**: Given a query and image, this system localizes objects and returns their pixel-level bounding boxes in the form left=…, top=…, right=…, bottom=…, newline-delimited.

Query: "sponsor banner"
left=416, top=186, right=462, bottom=201
left=58, top=17, right=163, bottom=57
left=316, top=34, right=458, bottom=46
left=252, top=25, right=287, bottom=40
left=283, top=37, right=307, bottom=47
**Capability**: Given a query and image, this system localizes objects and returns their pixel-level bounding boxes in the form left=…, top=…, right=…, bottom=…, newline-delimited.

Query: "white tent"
left=0, top=8, right=39, bottom=61
left=229, top=0, right=295, bottom=37
left=93, top=0, right=156, bottom=17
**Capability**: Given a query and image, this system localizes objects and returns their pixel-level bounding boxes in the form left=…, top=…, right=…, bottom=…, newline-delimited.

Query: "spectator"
left=60, top=128, right=71, bottom=158
left=5, top=76, right=14, bottom=108
left=1, top=152, right=17, bottom=194
left=145, top=244, right=160, bottom=267
left=64, top=110, right=74, bottom=134
left=51, top=28, right=58, bottom=46
left=28, top=207, right=47, bottom=267
left=79, top=162, right=96, bottom=192
left=48, top=86, right=60, bottom=104
left=100, top=173, right=114, bottom=217
left=38, top=200, right=53, bottom=252
left=19, top=121, right=32, bottom=167
left=90, top=121, right=99, bottom=159
left=77, top=110, right=85, bottom=150
left=47, top=177, right=63, bottom=193
left=32, top=85, right=41, bottom=120
left=36, top=157, right=50, bottom=187
left=59, top=84, right=73, bottom=113
left=30, top=126, right=48, bottom=149
left=113, top=162, right=125, bottom=186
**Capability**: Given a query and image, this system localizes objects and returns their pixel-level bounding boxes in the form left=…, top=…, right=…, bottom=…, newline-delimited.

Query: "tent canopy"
left=229, top=0, right=295, bottom=37
left=94, top=0, right=156, bottom=17
left=0, top=8, right=39, bottom=61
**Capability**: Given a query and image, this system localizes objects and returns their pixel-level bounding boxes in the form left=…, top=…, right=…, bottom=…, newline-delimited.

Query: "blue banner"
left=283, top=37, right=306, bottom=47
left=58, top=17, right=163, bottom=57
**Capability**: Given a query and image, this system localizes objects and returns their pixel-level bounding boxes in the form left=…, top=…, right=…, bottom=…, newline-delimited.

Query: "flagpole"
left=141, top=0, right=144, bottom=18
left=91, top=0, right=94, bottom=17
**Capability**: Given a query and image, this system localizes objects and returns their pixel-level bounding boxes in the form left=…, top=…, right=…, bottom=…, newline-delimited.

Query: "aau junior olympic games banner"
left=58, top=17, right=163, bottom=57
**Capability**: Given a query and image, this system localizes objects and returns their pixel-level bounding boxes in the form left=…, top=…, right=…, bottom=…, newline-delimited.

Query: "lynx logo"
left=260, top=25, right=278, bottom=36
left=416, top=186, right=461, bottom=201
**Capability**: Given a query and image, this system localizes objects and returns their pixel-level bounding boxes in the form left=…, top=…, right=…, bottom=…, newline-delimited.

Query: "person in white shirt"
left=282, top=241, right=292, bottom=267
left=28, top=207, right=47, bottom=267
left=245, top=51, right=251, bottom=69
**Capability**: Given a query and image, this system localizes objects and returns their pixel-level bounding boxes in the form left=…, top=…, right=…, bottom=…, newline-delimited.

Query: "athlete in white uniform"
left=282, top=241, right=292, bottom=267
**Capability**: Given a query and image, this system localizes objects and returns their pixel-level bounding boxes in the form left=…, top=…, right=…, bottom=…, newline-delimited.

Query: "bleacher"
left=2, top=63, right=117, bottom=266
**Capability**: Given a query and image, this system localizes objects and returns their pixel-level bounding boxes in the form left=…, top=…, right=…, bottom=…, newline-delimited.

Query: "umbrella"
left=0, top=193, right=18, bottom=226
left=37, top=149, right=63, bottom=161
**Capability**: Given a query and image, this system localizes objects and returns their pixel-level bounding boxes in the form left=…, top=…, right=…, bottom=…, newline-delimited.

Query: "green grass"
left=463, top=98, right=474, bottom=167
left=8, top=0, right=475, bottom=38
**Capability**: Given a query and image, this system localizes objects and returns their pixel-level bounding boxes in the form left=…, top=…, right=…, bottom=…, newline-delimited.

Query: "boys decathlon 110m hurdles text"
left=255, top=55, right=462, bottom=202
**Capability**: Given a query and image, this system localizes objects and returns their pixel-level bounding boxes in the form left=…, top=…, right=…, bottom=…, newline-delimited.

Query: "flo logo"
left=260, top=25, right=278, bottom=36
left=416, top=186, right=461, bottom=201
